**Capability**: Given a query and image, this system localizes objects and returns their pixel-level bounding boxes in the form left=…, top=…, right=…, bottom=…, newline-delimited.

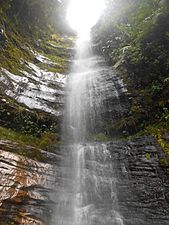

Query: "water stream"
left=51, top=39, right=124, bottom=225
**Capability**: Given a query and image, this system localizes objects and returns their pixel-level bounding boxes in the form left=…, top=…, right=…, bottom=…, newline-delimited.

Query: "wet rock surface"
left=93, top=57, right=129, bottom=121
left=108, top=136, right=169, bottom=225
left=0, top=139, right=59, bottom=225
left=0, top=34, right=74, bottom=224
left=0, top=57, right=67, bottom=116
left=1, top=137, right=169, bottom=225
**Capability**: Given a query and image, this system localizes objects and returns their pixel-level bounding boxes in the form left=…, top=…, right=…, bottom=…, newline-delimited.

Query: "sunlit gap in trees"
left=67, top=0, right=105, bottom=41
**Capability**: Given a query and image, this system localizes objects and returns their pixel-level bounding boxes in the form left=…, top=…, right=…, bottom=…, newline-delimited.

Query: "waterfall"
left=51, top=38, right=124, bottom=225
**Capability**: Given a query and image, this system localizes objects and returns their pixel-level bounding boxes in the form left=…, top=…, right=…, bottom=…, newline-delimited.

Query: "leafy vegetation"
left=145, top=124, right=169, bottom=154
left=2, top=0, right=73, bottom=38
left=0, top=126, right=57, bottom=150
left=92, top=0, right=169, bottom=139
left=0, top=96, right=60, bottom=137
left=0, top=0, right=74, bottom=74
left=93, top=132, right=111, bottom=142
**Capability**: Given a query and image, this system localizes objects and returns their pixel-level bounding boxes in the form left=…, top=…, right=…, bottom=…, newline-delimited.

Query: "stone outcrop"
left=0, top=44, right=73, bottom=117
left=0, top=139, right=71, bottom=224
left=0, top=29, right=74, bottom=225
left=0, top=140, right=56, bottom=224
left=108, top=136, right=169, bottom=225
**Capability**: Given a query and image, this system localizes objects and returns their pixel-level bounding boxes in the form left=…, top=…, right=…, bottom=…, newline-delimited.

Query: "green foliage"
left=93, top=0, right=169, bottom=136
left=0, top=125, right=60, bottom=162
left=0, top=126, right=57, bottom=150
left=160, top=158, right=169, bottom=167
left=0, top=13, right=34, bottom=74
left=9, top=0, right=62, bottom=38
left=145, top=153, right=151, bottom=160
left=0, top=96, right=60, bottom=138
left=93, top=133, right=110, bottom=142
left=0, top=0, right=73, bottom=41
left=145, top=125, right=169, bottom=155
left=161, top=107, right=169, bottom=123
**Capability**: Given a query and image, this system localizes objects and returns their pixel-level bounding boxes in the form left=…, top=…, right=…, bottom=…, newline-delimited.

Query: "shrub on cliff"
left=92, top=0, right=169, bottom=135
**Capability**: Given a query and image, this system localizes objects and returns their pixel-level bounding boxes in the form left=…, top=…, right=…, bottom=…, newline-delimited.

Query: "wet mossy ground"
left=0, top=25, right=74, bottom=75
left=0, top=29, right=33, bottom=75
left=0, top=126, right=58, bottom=150
left=34, top=35, right=74, bottom=74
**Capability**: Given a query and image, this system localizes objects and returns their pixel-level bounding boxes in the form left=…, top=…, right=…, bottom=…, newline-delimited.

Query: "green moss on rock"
left=0, top=126, right=58, bottom=150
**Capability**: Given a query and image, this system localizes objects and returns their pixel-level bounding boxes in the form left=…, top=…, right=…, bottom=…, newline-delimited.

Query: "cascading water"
left=50, top=38, right=124, bottom=225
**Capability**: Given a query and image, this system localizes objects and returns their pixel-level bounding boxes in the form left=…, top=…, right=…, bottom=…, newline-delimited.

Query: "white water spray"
left=51, top=1, right=124, bottom=224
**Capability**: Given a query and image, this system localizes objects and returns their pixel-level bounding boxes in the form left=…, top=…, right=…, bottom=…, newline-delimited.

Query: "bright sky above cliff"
left=67, top=0, right=105, bottom=39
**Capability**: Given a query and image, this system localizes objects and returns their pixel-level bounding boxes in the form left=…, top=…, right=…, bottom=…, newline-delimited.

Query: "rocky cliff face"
left=0, top=1, right=75, bottom=223
left=0, top=140, right=54, bottom=224
left=0, top=1, right=169, bottom=225
left=90, top=0, right=169, bottom=223
left=82, top=53, right=169, bottom=224
left=108, top=137, right=169, bottom=225
left=0, top=41, right=74, bottom=225
left=0, top=41, right=75, bottom=225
